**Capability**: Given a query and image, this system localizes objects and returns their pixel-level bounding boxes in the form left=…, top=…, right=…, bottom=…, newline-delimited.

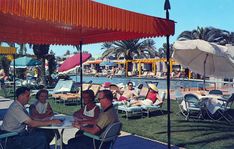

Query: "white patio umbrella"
left=172, top=39, right=234, bottom=88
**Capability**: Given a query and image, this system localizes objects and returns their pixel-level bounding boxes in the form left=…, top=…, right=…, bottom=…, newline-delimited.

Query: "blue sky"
left=47, top=0, right=234, bottom=58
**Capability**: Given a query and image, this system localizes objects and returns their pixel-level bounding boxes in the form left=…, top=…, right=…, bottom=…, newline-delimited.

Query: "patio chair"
left=183, top=93, right=203, bottom=120
left=0, top=130, right=18, bottom=149
left=174, top=88, right=187, bottom=117
left=83, top=122, right=122, bottom=149
left=215, top=93, right=234, bottom=123
left=209, top=89, right=223, bottom=95
left=141, top=91, right=166, bottom=117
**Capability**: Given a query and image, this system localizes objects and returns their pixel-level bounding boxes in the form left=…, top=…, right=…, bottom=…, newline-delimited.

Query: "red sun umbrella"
left=58, top=53, right=91, bottom=74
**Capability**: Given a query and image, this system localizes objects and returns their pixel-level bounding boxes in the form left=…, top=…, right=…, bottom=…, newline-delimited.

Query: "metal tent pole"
left=164, top=0, right=171, bottom=148
left=13, top=54, right=16, bottom=100
left=79, top=41, right=83, bottom=108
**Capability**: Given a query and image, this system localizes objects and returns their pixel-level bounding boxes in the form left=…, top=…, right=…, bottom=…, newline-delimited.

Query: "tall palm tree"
left=177, top=27, right=233, bottom=45
left=33, top=44, right=50, bottom=85
left=157, top=43, right=173, bottom=58
left=101, top=39, right=157, bottom=59
left=101, top=39, right=157, bottom=71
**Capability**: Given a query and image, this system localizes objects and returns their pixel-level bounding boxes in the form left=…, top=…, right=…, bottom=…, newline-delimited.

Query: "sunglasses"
left=98, top=97, right=106, bottom=101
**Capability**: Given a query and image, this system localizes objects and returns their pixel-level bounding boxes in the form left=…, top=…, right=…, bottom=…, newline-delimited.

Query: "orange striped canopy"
left=0, top=0, right=175, bottom=45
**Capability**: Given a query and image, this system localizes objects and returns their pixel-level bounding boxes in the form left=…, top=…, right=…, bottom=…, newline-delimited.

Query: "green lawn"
left=1, top=90, right=234, bottom=149
left=48, top=98, right=234, bottom=149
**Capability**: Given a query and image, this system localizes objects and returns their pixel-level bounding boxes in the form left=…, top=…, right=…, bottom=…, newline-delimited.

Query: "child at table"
left=29, top=89, right=56, bottom=145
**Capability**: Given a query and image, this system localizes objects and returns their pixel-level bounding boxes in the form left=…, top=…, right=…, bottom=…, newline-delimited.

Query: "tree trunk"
left=41, top=58, right=46, bottom=86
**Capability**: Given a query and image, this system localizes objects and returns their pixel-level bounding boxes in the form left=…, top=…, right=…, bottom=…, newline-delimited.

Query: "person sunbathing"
left=115, top=81, right=138, bottom=102
left=130, top=84, right=162, bottom=106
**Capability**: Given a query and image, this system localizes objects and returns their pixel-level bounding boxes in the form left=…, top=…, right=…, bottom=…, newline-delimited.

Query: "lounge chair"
left=117, top=105, right=143, bottom=119
left=59, top=83, right=92, bottom=104
left=137, top=87, right=149, bottom=99
left=50, top=79, right=74, bottom=96
left=50, top=80, right=74, bottom=102
left=89, top=84, right=101, bottom=97
left=141, top=91, right=166, bottom=117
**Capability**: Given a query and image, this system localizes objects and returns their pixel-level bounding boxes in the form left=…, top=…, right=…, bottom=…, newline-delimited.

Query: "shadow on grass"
left=146, top=109, right=169, bottom=117
left=156, top=117, right=234, bottom=148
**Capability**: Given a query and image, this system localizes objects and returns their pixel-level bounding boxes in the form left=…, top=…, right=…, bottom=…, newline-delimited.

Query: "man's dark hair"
left=101, top=90, right=113, bottom=101
left=36, top=89, right=48, bottom=100
left=83, top=89, right=95, bottom=101
left=16, top=87, right=30, bottom=98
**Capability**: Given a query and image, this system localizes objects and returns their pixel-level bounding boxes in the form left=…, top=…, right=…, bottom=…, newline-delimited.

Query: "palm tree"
left=101, top=39, right=156, bottom=60
left=157, top=43, right=173, bottom=58
left=46, top=54, right=57, bottom=85
left=33, top=44, right=50, bottom=85
left=101, top=39, right=157, bottom=71
left=177, top=27, right=233, bottom=45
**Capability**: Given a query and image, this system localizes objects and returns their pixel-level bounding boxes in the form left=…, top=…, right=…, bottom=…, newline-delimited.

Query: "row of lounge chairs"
left=51, top=80, right=101, bottom=105
left=175, top=88, right=234, bottom=124
left=45, top=79, right=167, bottom=119
left=117, top=91, right=166, bottom=118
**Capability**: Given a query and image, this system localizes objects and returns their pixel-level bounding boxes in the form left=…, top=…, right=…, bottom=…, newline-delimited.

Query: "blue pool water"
left=70, top=75, right=204, bottom=90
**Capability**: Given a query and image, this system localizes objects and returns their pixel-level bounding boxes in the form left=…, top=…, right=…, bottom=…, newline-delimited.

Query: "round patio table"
left=40, top=114, right=75, bottom=149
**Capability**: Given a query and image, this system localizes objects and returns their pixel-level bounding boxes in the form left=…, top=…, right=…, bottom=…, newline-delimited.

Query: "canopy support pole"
left=13, top=54, right=16, bottom=100
left=203, top=54, right=208, bottom=90
left=164, top=0, right=171, bottom=148
left=79, top=41, right=83, bottom=108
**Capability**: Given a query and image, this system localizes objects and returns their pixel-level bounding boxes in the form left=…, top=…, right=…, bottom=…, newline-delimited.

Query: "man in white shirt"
left=1, top=87, right=62, bottom=149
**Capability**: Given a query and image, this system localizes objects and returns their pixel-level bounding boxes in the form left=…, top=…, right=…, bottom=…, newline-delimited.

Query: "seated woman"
left=73, top=90, right=100, bottom=121
left=29, top=89, right=55, bottom=145
left=72, top=90, right=100, bottom=137
left=130, top=84, right=162, bottom=106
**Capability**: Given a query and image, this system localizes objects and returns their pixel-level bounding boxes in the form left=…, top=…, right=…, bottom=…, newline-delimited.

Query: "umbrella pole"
left=203, top=54, right=208, bottom=90
left=79, top=41, right=83, bottom=108
left=164, top=0, right=171, bottom=148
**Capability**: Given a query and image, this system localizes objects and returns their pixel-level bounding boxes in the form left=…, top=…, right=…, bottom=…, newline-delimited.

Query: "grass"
left=48, top=98, right=234, bottom=149
left=1, top=90, right=234, bottom=149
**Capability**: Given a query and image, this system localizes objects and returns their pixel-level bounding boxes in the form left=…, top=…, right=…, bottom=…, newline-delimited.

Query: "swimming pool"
left=70, top=75, right=204, bottom=90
